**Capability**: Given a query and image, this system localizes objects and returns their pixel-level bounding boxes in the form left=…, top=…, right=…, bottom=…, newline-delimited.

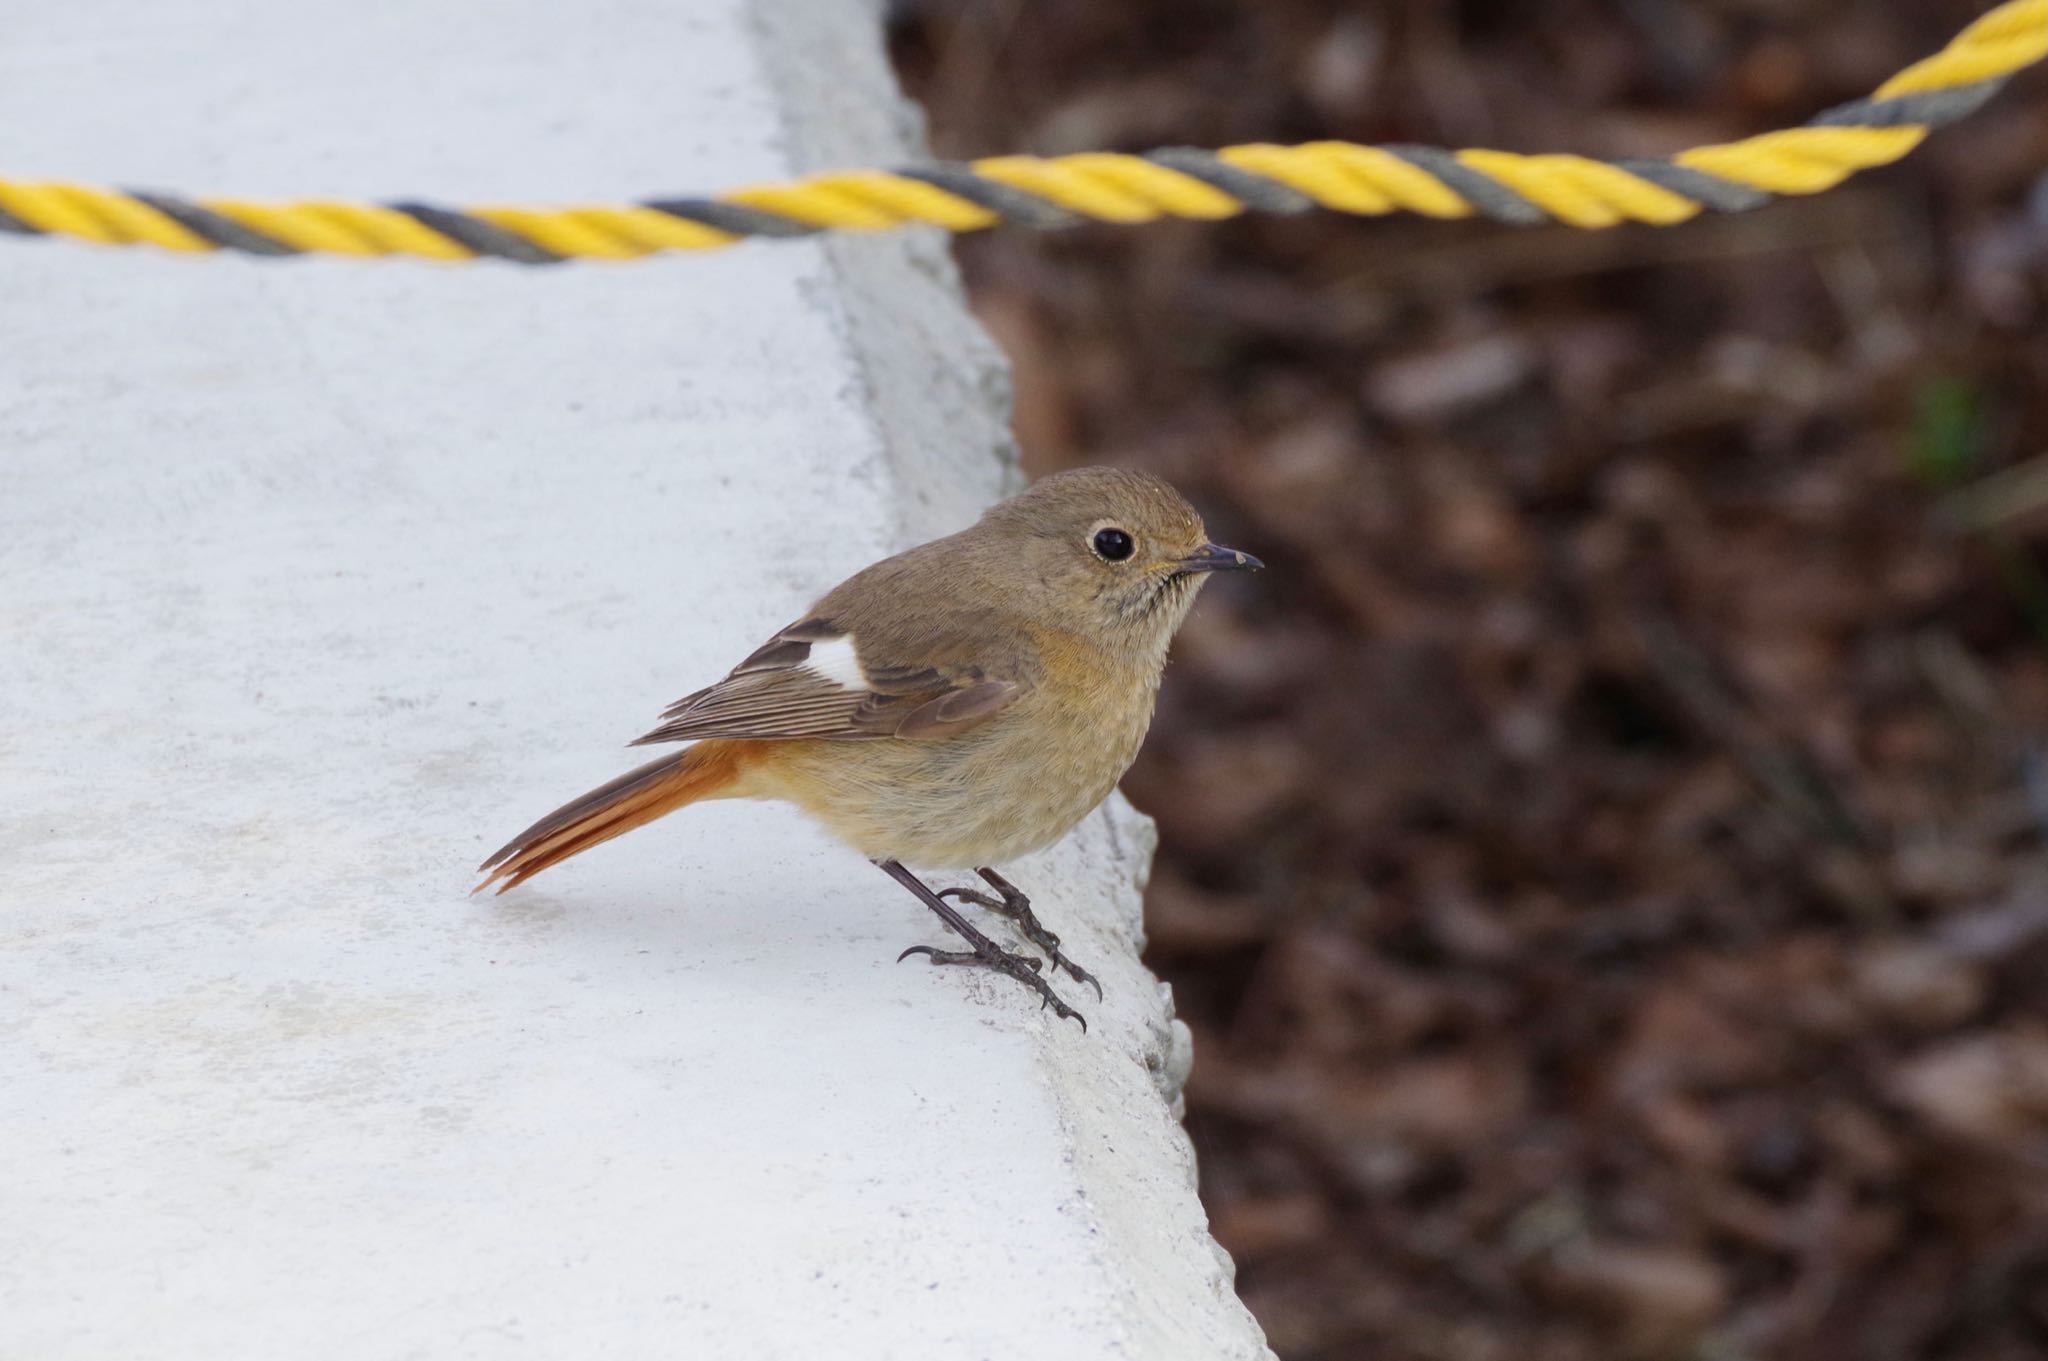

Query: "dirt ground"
left=889, top=4, right=2048, bottom=1358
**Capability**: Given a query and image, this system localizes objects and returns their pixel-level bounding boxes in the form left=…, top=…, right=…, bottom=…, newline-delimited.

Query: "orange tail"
left=474, top=740, right=747, bottom=894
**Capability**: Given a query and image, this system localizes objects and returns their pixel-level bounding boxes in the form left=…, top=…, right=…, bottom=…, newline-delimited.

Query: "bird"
left=474, top=466, right=1262, bottom=1027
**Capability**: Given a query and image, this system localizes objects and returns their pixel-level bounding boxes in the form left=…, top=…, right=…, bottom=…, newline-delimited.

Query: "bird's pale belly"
left=743, top=690, right=1155, bottom=868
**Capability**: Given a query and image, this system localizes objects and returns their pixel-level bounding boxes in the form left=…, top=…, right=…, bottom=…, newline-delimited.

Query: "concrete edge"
left=741, top=5, right=1271, bottom=1357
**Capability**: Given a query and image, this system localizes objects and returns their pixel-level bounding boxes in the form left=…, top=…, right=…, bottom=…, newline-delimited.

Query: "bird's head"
left=978, top=466, right=1262, bottom=661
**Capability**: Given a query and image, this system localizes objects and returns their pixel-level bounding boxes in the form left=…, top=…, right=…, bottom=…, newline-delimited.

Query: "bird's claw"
left=897, top=943, right=1041, bottom=972
left=940, top=879, right=1104, bottom=1000
left=896, top=937, right=1083, bottom=1029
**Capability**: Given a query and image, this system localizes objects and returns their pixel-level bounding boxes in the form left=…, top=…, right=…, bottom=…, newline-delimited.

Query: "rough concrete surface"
left=0, top=1, right=1272, bottom=1358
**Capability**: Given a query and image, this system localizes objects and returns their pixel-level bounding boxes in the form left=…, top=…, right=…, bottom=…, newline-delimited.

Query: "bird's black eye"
left=1092, top=527, right=1135, bottom=562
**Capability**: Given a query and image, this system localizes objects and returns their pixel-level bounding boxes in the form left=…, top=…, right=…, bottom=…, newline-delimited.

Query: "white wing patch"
left=802, top=634, right=870, bottom=690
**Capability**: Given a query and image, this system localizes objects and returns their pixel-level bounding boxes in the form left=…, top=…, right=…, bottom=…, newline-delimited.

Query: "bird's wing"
left=628, top=613, right=1025, bottom=747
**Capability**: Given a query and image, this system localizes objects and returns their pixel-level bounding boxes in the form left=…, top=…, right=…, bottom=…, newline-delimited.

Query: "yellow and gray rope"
left=0, top=0, right=2041, bottom=264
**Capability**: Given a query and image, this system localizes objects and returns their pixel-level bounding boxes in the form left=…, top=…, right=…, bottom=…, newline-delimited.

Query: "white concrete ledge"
left=0, top=2, right=1271, bottom=1357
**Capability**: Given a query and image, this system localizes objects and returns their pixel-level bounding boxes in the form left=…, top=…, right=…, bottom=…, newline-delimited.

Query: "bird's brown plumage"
left=475, top=467, right=1256, bottom=892
left=476, top=740, right=746, bottom=893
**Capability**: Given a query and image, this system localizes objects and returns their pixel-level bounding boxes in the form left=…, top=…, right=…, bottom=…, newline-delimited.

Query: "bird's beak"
left=1176, top=542, right=1264, bottom=574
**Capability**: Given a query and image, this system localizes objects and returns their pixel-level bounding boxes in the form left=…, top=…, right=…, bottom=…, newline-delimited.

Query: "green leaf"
left=1908, top=377, right=1986, bottom=490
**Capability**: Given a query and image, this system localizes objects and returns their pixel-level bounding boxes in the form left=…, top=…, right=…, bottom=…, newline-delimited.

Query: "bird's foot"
left=938, top=869, right=1104, bottom=1001
left=897, top=937, right=1086, bottom=1032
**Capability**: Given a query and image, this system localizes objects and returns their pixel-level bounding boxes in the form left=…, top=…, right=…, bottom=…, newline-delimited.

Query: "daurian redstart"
left=477, top=467, right=1261, bottom=1026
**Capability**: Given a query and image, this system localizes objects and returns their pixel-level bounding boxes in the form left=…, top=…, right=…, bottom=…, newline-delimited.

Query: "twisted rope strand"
left=0, top=0, right=2040, bottom=264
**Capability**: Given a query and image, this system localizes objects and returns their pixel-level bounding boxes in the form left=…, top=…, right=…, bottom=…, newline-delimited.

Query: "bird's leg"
left=938, top=868, right=1103, bottom=1000
left=876, top=859, right=1086, bottom=1032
